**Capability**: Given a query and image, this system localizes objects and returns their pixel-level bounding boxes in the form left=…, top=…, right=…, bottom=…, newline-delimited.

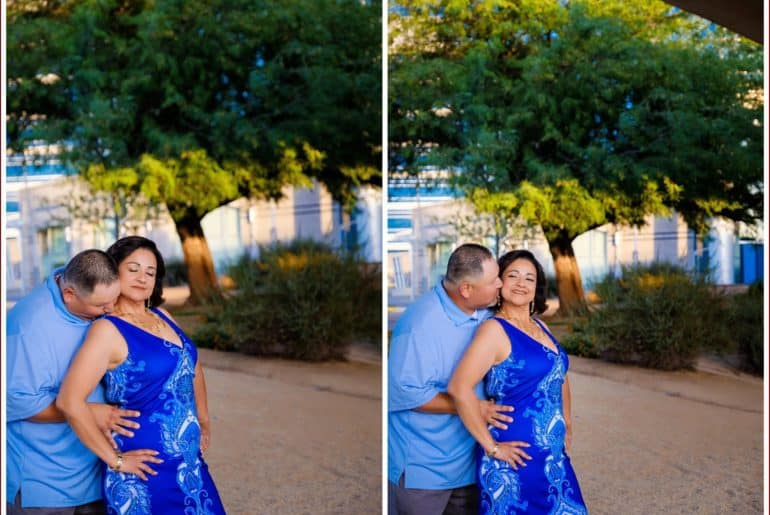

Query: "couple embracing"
left=7, top=236, right=225, bottom=514
left=388, top=243, right=588, bottom=515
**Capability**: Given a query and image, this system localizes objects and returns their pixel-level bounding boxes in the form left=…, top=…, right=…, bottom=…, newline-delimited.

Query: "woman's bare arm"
left=57, top=320, right=162, bottom=480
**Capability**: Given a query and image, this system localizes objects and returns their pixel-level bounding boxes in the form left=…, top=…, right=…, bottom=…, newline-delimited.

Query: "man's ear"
left=458, top=281, right=473, bottom=299
left=61, top=286, right=77, bottom=305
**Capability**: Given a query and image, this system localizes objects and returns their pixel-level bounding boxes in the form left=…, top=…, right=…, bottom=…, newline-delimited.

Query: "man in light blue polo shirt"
left=388, top=243, right=514, bottom=515
left=7, top=249, right=141, bottom=514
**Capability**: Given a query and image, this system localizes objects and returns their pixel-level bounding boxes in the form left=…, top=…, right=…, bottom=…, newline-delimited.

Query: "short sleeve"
left=388, top=330, right=443, bottom=412
left=6, top=329, right=57, bottom=422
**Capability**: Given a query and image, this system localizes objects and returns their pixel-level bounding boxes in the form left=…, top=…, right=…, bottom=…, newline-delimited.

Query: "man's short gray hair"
left=444, top=243, right=494, bottom=284
left=60, top=249, right=119, bottom=296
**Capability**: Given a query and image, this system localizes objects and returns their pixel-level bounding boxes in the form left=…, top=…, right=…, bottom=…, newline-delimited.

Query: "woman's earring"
left=529, top=300, right=534, bottom=315
left=145, top=297, right=150, bottom=310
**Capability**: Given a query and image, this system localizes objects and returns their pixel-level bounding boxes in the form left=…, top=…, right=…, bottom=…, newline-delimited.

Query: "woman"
left=448, top=249, right=587, bottom=514
left=58, top=236, right=226, bottom=514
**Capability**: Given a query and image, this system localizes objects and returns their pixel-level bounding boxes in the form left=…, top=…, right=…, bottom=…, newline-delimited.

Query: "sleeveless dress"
left=102, top=309, right=226, bottom=515
left=477, top=317, right=587, bottom=515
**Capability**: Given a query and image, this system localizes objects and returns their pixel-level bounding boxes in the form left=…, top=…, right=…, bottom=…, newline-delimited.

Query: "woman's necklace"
left=497, top=309, right=543, bottom=342
left=114, top=308, right=165, bottom=334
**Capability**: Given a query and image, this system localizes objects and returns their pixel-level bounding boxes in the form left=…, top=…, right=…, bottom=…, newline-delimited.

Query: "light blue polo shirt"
left=388, top=282, right=490, bottom=489
left=6, top=268, right=105, bottom=508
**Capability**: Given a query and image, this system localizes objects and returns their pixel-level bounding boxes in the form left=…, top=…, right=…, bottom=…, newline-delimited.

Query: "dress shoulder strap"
left=151, top=307, right=190, bottom=345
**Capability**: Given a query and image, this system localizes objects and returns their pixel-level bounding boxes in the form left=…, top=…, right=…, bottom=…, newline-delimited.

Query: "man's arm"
left=26, top=401, right=66, bottom=422
left=416, top=391, right=515, bottom=430
left=415, top=392, right=456, bottom=413
left=26, top=400, right=141, bottom=443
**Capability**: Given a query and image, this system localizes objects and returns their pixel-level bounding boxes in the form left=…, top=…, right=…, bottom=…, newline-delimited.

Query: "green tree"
left=390, top=0, right=763, bottom=315
left=8, top=0, right=381, bottom=303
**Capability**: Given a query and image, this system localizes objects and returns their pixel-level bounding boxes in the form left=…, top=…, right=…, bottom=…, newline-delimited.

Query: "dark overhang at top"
left=666, top=0, right=763, bottom=44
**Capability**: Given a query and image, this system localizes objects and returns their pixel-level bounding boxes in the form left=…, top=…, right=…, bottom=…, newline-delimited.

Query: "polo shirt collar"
left=435, top=281, right=482, bottom=326
left=47, top=267, right=90, bottom=326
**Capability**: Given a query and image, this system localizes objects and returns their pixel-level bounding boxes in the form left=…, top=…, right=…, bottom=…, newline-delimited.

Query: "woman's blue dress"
left=102, top=309, right=226, bottom=514
left=478, top=317, right=587, bottom=515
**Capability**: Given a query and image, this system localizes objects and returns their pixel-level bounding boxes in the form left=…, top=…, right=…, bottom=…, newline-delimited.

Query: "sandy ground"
left=196, top=347, right=762, bottom=515
left=197, top=349, right=382, bottom=515
left=566, top=356, right=763, bottom=514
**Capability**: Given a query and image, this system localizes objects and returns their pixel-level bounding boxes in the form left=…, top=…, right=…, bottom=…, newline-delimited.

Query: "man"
left=388, top=243, right=514, bottom=515
left=7, top=249, right=140, bottom=514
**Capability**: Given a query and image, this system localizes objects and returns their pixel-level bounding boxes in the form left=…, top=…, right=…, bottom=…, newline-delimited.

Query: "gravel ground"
left=567, top=356, right=763, bottom=514
left=197, top=349, right=382, bottom=515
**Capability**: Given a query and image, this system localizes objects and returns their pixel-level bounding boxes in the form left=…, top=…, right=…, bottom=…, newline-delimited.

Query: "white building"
left=5, top=156, right=382, bottom=299
left=387, top=186, right=764, bottom=305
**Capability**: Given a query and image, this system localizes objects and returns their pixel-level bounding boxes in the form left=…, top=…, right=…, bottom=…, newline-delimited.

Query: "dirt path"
left=566, top=356, right=763, bottom=514
left=197, top=349, right=382, bottom=515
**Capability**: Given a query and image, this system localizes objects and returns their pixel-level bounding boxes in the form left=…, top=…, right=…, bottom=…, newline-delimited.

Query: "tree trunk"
left=173, top=210, right=220, bottom=305
left=547, top=233, right=588, bottom=317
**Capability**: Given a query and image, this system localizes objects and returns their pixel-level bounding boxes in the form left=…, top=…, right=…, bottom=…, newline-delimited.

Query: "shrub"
left=194, top=240, right=381, bottom=361
left=566, top=263, right=730, bottom=370
left=560, top=327, right=600, bottom=359
left=545, top=275, right=559, bottom=299
left=724, top=280, right=763, bottom=375
left=163, top=259, right=188, bottom=286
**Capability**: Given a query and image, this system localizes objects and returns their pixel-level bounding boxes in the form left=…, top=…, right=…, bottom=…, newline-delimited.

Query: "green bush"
left=724, top=280, right=763, bottom=375
left=560, top=327, right=600, bottom=359
left=163, top=259, right=188, bottom=286
left=194, top=240, right=381, bottom=361
left=565, top=263, right=730, bottom=370
left=545, top=275, right=559, bottom=299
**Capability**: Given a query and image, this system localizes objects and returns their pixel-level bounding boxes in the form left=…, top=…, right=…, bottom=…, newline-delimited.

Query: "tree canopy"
left=8, top=0, right=382, bottom=302
left=389, top=0, right=763, bottom=314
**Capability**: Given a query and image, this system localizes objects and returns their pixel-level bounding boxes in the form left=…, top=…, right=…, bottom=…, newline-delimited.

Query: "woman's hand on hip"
left=496, top=441, right=532, bottom=470
left=118, top=449, right=164, bottom=481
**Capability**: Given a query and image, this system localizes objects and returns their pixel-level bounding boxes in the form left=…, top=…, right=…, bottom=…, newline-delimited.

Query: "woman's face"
left=500, top=258, right=537, bottom=308
left=118, top=248, right=157, bottom=303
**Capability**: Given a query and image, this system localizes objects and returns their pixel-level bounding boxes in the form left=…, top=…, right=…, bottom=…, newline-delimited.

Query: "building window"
left=427, top=241, right=453, bottom=289
left=389, top=248, right=412, bottom=295
left=37, top=226, right=69, bottom=276
left=7, top=236, right=22, bottom=281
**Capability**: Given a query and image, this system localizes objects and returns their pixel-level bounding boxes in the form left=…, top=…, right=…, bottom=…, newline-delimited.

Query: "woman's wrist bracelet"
left=110, top=453, right=124, bottom=472
left=485, top=442, right=500, bottom=458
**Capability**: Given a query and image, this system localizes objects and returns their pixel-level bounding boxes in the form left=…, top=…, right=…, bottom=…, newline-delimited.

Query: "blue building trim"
left=6, top=163, right=70, bottom=177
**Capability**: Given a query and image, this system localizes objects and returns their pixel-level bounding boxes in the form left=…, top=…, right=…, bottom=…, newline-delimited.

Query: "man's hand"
left=479, top=399, right=514, bottom=430
left=88, top=403, right=141, bottom=449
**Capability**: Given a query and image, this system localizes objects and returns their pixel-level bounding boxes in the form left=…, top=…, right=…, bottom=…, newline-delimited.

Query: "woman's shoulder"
left=84, top=317, right=126, bottom=349
left=474, top=317, right=508, bottom=341
left=154, top=306, right=177, bottom=322
left=479, top=316, right=503, bottom=329
left=90, top=316, right=120, bottom=331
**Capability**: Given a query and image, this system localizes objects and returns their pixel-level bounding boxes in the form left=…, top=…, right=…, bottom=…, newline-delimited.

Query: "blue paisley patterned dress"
left=478, top=317, right=587, bottom=515
left=102, top=309, right=226, bottom=515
